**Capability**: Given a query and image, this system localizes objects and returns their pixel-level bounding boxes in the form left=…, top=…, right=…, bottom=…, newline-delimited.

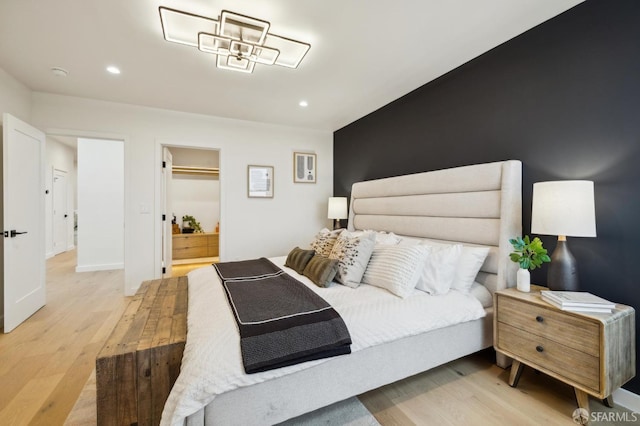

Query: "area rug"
left=65, top=370, right=381, bottom=426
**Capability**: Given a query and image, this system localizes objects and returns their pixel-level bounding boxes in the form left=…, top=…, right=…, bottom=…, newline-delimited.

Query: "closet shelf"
left=172, top=166, right=219, bottom=176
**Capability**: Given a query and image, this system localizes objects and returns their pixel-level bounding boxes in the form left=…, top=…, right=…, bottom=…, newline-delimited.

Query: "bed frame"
left=186, top=160, right=522, bottom=425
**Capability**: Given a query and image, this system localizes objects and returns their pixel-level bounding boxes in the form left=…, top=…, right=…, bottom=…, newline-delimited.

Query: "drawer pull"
left=536, top=316, right=544, bottom=323
left=536, top=345, right=544, bottom=353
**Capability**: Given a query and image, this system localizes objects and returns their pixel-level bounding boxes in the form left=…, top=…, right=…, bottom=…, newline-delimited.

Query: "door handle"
left=3, top=230, right=28, bottom=238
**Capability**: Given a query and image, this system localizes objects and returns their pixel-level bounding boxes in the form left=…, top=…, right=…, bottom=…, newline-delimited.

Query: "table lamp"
left=531, top=181, right=596, bottom=291
left=328, top=197, right=348, bottom=230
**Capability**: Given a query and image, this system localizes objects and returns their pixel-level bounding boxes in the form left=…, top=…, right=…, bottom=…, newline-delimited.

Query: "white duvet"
left=161, top=256, right=486, bottom=426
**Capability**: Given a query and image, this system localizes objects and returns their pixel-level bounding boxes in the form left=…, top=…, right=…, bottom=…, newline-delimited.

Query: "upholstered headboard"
left=347, top=160, right=522, bottom=294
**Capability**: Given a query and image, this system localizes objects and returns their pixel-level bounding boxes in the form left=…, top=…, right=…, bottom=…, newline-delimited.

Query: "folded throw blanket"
left=214, top=258, right=352, bottom=373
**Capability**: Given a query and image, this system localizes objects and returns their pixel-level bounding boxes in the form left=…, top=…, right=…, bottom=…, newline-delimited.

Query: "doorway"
left=160, top=146, right=220, bottom=277
left=45, top=135, right=76, bottom=259
left=45, top=131, right=126, bottom=294
left=52, top=169, right=68, bottom=256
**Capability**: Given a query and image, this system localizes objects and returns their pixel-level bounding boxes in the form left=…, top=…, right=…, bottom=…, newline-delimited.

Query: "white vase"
left=517, top=268, right=530, bottom=292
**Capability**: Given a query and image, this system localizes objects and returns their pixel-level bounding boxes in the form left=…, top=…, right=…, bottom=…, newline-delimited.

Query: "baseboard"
left=613, top=388, right=640, bottom=413
left=46, top=251, right=54, bottom=260
left=66, top=244, right=75, bottom=251
left=75, top=262, right=124, bottom=272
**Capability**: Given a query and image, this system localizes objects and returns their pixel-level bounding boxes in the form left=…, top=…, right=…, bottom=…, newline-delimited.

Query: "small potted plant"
left=509, top=235, right=551, bottom=292
left=182, top=215, right=203, bottom=234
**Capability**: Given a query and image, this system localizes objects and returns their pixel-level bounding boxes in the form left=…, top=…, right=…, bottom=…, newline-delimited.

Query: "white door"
left=162, top=147, right=173, bottom=277
left=52, top=170, right=68, bottom=255
left=2, top=113, right=46, bottom=333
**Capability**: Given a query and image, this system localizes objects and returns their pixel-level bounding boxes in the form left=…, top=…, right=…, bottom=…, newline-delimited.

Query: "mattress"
left=161, top=256, right=486, bottom=426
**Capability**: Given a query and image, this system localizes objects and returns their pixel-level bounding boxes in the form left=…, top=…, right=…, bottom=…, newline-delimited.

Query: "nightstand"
left=494, top=285, right=635, bottom=418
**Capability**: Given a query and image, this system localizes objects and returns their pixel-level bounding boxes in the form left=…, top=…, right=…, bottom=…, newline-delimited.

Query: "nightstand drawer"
left=497, top=295, right=599, bottom=357
left=498, top=322, right=600, bottom=392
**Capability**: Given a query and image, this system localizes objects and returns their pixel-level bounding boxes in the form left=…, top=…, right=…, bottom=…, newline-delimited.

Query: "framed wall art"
left=293, top=152, right=316, bottom=183
left=247, top=165, right=274, bottom=198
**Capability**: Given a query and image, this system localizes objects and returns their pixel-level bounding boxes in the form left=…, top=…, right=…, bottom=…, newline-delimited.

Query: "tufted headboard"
left=347, top=160, right=522, bottom=294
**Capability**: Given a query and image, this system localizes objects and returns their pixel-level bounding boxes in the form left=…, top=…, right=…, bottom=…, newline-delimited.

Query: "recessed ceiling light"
left=51, top=67, right=69, bottom=77
left=106, top=66, right=121, bottom=75
left=299, top=100, right=308, bottom=107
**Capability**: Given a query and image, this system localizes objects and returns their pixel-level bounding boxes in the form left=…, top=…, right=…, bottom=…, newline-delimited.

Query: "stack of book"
left=540, top=290, right=615, bottom=313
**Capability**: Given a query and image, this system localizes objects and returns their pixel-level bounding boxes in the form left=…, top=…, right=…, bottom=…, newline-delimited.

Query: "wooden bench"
left=96, top=276, right=188, bottom=425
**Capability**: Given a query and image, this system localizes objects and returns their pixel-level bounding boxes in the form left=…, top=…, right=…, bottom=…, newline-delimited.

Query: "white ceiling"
left=0, top=0, right=583, bottom=132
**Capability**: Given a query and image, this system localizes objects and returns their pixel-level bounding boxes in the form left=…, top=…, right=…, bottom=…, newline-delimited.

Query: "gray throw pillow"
left=284, top=247, right=315, bottom=275
left=303, top=255, right=339, bottom=288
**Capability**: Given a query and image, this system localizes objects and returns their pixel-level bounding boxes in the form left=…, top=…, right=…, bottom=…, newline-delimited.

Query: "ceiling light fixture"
left=106, top=66, right=121, bottom=74
left=159, top=7, right=310, bottom=74
left=51, top=67, right=69, bottom=77
left=299, top=100, right=308, bottom=107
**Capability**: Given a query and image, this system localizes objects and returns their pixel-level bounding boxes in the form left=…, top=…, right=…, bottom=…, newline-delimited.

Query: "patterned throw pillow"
left=284, top=247, right=315, bottom=275
left=329, top=231, right=376, bottom=288
left=310, top=228, right=340, bottom=257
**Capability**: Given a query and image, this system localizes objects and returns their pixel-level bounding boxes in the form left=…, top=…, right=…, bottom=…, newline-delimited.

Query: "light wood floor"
left=0, top=250, right=128, bottom=425
left=360, top=350, right=635, bottom=425
left=171, top=260, right=216, bottom=278
left=2, top=253, right=636, bottom=425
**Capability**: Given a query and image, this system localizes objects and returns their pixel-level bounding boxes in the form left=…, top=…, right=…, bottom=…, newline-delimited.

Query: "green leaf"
left=508, top=235, right=551, bottom=270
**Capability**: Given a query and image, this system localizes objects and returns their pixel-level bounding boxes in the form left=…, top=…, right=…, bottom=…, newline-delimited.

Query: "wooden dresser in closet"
left=172, top=232, right=219, bottom=259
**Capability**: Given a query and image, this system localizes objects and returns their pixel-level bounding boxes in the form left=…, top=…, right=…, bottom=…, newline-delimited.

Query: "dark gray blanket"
left=214, top=258, right=352, bottom=373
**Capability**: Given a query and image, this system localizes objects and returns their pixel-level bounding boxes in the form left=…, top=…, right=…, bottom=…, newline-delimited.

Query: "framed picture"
left=247, top=165, right=274, bottom=198
left=293, top=152, right=316, bottom=183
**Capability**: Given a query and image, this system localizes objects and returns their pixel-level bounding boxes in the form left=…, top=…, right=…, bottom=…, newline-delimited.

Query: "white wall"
left=0, top=67, right=32, bottom=124
left=76, top=138, right=124, bottom=272
left=171, top=147, right=219, bottom=169
left=45, top=137, right=76, bottom=257
left=31, top=93, right=333, bottom=295
left=172, top=175, right=220, bottom=233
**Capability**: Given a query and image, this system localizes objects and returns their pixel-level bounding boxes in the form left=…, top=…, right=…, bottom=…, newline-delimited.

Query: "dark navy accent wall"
left=334, top=0, right=640, bottom=393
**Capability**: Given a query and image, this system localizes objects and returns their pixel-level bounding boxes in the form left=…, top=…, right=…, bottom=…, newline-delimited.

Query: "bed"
left=163, top=160, right=522, bottom=426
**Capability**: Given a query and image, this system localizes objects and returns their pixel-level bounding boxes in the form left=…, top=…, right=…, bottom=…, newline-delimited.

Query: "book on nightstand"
left=540, top=290, right=615, bottom=313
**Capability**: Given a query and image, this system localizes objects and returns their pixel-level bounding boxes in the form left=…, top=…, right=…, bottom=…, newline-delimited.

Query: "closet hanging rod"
left=172, top=166, right=220, bottom=176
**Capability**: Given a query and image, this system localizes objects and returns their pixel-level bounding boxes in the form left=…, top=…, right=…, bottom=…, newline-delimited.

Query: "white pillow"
left=469, top=281, right=493, bottom=308
left=374, top=231, right=401, bottom=245
left=415, top=243, right=463, bottom=295
left=452, top=246, right=490, bottom=293
left=329, top=231, right=376, bottom=288
left=397, top=236, right=424, bottom=246
left=343, top=230, right=401, bottom=245
left=361, top=245, right=429, bottom=298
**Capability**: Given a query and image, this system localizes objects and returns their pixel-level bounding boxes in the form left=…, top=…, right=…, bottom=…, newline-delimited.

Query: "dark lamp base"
left=547, top=239, right=579, bottom=291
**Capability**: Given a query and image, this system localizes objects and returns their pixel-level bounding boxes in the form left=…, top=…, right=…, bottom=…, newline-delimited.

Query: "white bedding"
left=161, top=256, right=486, bottom=426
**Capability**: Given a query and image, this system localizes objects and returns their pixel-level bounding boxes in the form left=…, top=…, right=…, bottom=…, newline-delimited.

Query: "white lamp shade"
left=531, top=180, right=596, bottom=237
left=328, top=197, right=348, bottom=220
